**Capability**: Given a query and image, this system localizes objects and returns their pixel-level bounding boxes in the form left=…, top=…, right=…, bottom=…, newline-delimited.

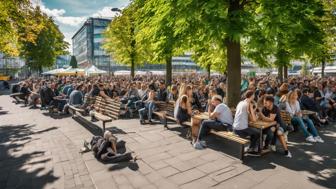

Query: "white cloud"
left=31, top=0, right=85, bottom=27
left=92, top=6, right=118, bottom=18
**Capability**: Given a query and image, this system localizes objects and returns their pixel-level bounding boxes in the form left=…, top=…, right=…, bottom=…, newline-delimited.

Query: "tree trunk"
left=283, top=65, right=288, bottom=80
left=278, top=65, right=283, bottom=83
left=130, top=20, right=136, bottom=80
left=165, top=56, right=172, bottom=86
left=207, top=64, right=211, bottom=79
left=321, top=59, right=325, bottom=78
left=226, top=39, right=241, bottom=107
left=131, top=59, right=135, bottom=79
left=226, top=0, right=242, bottom=108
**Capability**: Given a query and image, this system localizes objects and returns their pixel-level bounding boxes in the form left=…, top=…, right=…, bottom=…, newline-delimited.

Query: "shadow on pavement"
left=72, top=115, right=128, bottom=136
left=0, top=124, right=59, bottom=189
left=164, top=122, right=336, bottom=188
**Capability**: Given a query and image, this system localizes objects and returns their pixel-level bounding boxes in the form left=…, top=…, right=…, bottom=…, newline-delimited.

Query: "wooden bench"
left=280, top=110, right=292, bottom=126
left=210, top=130, right=249, bottom=160
left=91, top=96, right=121, bottom=131
left=69, top=94, right=96, bottom=116
left=153, top=101, right=175, bottom=128
left=10, top=92, right=28, bottom=105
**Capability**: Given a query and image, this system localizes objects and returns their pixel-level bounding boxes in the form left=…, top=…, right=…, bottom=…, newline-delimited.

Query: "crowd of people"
left=10, top=74, right=336, bottom=158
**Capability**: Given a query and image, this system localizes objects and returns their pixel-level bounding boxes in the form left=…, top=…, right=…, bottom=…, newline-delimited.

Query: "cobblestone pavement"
left=0, top=94, right=335, bottom=189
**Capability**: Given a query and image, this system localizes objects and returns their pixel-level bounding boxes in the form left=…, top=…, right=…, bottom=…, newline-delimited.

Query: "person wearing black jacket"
left=156, top=81, right=168, bottom=102
left=301, top=88, right=327, bottom=126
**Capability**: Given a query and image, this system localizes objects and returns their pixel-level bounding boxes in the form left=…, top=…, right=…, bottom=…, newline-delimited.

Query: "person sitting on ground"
left=259, top=96, right=292, bottom=157
left=285, top=90, right=324, bottom=143
left=139, top=90, right=156, bottom=125
left=193, top=95, right=233, bottom=149
left=175, top=95, right=192, bottom=124
left=83, top=131, right=134, bottom=163
left=233, top=90, right=261, bottom=155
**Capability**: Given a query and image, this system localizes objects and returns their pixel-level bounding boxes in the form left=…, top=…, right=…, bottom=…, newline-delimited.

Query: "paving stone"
left=169, top=168, right=206, bottom=185
left=149, top=160, right=169, bottom=170
left=157, top=166, right=180, bottom=178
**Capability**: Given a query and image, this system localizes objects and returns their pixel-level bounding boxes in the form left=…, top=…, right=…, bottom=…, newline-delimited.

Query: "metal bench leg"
left=164, top=117, right=168, bottom=129
left=240, top=144, right=245, bottom=161
left=102, top=122, right=106, bottom=132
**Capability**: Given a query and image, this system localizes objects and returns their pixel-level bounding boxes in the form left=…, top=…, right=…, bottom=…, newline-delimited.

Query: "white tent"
left=114, top=70, right=130, bottom=76
left=85, top=65, right=107, bottom=76
left=57, top=66, right=85, bottom=76
left=42, top=68, right=65, bottom=75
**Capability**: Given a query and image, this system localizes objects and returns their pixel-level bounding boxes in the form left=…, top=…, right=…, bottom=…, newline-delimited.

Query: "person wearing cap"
left=193, top=95, right=233, bottom=149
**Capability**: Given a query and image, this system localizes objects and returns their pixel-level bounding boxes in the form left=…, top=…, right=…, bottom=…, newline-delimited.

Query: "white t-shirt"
left=214, top=103, right=233, bottom=125
left=285, top=100, right=301, bottom=117
left=233, top=100, right=249, bottom=130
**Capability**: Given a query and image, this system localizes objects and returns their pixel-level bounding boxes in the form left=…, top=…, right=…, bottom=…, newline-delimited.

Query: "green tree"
left=310, top=0, right=336, bottom=77
left=0, top=0, right=44, bottom=56
left=20, top=8, right=68, bottom=72
left=136, top=0, right=182, bottom=86
left=103, top=2, right=145, bottom=79
left=69, top=55, right=78, bottom=68
left=172, top=0, right=325, bottom=106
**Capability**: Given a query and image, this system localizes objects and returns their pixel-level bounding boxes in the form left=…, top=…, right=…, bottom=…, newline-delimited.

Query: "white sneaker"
left=270, top=145, right=276, bottom=152
left=306, top=136, right=316, bottom=143
left=193, top=141, right=204, bottom=150
left=285, top=151, right=292, bottom=158
left=314, top=136, right=324, bottom=143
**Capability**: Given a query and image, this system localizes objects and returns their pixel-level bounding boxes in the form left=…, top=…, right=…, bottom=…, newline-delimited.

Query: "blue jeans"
left=139, top=101, right=155, bottom=121
left=291, top=116, right=318, bottom=138
left=198, top=120, right=232, bottom=140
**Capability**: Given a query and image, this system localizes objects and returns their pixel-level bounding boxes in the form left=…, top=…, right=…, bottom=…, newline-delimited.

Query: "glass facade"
left=72, top=17, right=200, bottom=72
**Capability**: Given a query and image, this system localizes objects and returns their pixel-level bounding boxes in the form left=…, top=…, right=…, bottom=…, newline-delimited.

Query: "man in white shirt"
left=194, top=95, right=233, bottom=149
left=233, top=90, right=260, bottom=155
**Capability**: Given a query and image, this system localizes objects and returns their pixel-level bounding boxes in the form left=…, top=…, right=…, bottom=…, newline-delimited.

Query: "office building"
left=72, top=17, right=200, bottom=72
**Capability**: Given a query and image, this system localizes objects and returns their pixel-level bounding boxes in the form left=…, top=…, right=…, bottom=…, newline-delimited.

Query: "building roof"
left=71, top=17, right=112, bottom=40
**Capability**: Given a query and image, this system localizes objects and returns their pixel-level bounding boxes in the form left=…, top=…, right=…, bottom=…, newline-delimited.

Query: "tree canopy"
left=0, top=0, right=44, bottom=56
left=103, top=2, right=145, bottom=78
left=20, top=7, right=68, bottom=71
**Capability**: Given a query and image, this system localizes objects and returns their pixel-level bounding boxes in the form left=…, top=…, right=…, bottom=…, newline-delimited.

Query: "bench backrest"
left=103, top=98, right=121, bottom=120
left=94, top=96, right=121, bottom=120
left=155, top=101, right=175, bottom=116
left=280, top=110, right=291, bottom=125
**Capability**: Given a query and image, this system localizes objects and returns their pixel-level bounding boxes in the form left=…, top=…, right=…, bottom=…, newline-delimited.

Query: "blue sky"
left=31, top=0, right=130, bottom=53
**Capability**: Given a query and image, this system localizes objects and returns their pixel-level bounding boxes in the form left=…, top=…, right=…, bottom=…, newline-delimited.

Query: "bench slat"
left=210, top=130, right=249, bottom=144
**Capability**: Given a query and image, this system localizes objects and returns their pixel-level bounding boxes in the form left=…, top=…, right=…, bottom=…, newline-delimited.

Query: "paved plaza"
left=0, top=94, right=335, bottom=189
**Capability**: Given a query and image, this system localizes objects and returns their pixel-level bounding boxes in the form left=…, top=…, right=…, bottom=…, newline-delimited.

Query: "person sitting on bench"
left=233, top=90, right=261, bottom=156
left=13, top=82, right=30, bottom=104
left=175, top=95, right=192, bottom=124
left=259, top=96, right=292, bottom=157
left=193, top=95, right=233, bottom=150
left=139, top=90, right=156, bottom=124
left=63, top=84, right=84, bottom=114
